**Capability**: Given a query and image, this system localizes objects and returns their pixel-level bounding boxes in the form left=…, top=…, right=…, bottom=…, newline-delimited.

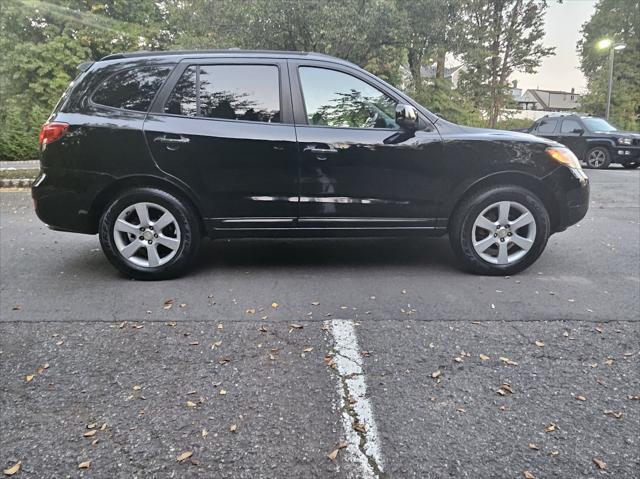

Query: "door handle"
left=303, top=145, right=338, bottom=160
left=154, top=135, right=190, bottom=150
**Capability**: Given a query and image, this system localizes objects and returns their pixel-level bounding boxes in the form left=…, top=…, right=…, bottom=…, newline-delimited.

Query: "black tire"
left=584, top=146, right=611, bottom=169
left=622, top=162, right=640, bottom=169
left=449, top=186, right=551, bottom=275
left=99, top=188, right=200, bottom=280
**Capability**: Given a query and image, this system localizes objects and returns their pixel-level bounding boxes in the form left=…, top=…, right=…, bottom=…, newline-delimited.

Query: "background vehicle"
left=32, top=50, right=589, bottom=279
left=523, top=113, right=640, bottom=169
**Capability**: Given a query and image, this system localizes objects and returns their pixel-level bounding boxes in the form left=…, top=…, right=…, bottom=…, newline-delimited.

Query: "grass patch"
left=0, top=168, right=39, bottom=180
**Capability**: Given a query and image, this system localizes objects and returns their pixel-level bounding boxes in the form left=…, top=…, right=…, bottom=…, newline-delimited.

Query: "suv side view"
left=524, top=113, right=640, bottom=169
left=33, top=50, right=589, bottom=280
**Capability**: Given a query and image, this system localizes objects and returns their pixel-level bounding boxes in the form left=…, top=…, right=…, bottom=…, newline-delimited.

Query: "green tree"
left=457, top=0, right=554, bottom=128
left=577, top=0, right=639, bottom=130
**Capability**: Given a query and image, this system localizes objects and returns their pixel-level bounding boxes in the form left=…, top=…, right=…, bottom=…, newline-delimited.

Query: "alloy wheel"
left=587, top=149, right=607, bottom=168
left=472, top=201, right=537, bottom=265
left=113, top=202, right=181, bottom=268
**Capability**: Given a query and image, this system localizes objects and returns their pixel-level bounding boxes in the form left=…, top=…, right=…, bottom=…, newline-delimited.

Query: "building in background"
left=516, top=88, right=581, bottom=111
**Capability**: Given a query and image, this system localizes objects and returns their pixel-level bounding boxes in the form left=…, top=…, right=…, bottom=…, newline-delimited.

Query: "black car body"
left=33, top=50, right=589, bottom=279
left=523, top=113, right=640, bottom=169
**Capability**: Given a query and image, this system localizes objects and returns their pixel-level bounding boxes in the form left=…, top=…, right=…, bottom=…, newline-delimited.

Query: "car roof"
left=99, top=49, right=356, bottom=66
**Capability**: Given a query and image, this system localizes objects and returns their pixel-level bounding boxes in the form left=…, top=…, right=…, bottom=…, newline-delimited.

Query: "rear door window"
left=536, top=119, right=558, bottom=134
left=92, top=66, right=173, bottom=112
left=560, top=119, right=582, bottom=134
left=164, top=64, right=281, bottom=123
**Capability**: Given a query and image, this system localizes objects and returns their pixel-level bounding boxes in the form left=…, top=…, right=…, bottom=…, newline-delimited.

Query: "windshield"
left=582, top=117, right=618, bottom=132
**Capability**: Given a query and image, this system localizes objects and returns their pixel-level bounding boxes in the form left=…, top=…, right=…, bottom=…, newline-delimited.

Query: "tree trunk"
left=435, top=49, right=446, bottom=79
left=408, top=48, right=423, bottom=93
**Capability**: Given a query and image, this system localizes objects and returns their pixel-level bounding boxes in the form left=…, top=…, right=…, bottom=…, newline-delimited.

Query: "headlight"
left=546, top=147, right=582, bottom=170
left=617, top=137, right=632, bottom=145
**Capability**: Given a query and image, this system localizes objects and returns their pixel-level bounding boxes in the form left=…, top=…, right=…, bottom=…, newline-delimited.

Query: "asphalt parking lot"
left=1, top=169, right=639, bottom=478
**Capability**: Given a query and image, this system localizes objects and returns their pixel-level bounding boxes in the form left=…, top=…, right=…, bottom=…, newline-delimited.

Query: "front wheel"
left=449, top=186, right=551, bottom=275
left=99, top=188, right=200, bottom=280
left=584, top=147, right=611, bottom=169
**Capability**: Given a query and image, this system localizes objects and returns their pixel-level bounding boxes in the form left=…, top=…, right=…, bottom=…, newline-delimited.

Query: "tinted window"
left=582, top=117, right=618, bottom=132
left=164, top=65, right=280, bottom=123
left=92, top=66, right=172, bottom=111
left=536, top=119, right=558, bottom=134
left=299, top=67, right=398, bottom=129
left=560, top=119, right=582, bottom=133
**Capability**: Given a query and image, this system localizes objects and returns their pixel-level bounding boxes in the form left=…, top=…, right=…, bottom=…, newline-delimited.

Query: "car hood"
left=456, top=125, right=559, bottom=146
left=593, top=130, right=640, bottom=139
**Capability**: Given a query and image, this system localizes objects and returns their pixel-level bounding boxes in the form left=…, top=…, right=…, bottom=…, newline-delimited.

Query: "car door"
left=144, top=58, right=298, bottom=229
left=288, top=60, right=444, bottom=228
left=557, top=118, right=587, bottom=158
left=533, top=117, right=560, bottom=141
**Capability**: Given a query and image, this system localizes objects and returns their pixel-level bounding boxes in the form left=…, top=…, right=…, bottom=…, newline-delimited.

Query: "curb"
left=1, top=178, right=34, bottom=188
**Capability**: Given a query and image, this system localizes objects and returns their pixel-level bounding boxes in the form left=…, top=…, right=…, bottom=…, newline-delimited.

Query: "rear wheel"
left=584, top=147, right=611, bottom=169
left=449, top=186, right=551, bottom=275
left=99, top=188, right=200, bottom=280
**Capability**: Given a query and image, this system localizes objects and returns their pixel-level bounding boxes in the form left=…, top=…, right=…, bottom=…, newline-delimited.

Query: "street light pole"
left=605, top=46, right=614, bottom=120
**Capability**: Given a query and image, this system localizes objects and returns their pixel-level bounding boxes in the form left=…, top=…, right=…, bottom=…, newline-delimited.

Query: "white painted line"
left=327, top=319, right=383, bottom=478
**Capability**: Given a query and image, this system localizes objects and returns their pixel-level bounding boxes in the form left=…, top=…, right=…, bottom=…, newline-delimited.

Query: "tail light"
left=39, top=122, right=69, bottom=149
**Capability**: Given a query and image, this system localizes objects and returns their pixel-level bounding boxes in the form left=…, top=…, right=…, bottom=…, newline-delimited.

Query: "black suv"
left=524, top=113, right=640, bottom=169
left=33, top=50, right=589, bottom=279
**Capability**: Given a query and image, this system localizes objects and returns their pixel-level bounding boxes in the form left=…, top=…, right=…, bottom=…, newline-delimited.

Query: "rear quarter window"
left=91, top=65, right=173, bottom=112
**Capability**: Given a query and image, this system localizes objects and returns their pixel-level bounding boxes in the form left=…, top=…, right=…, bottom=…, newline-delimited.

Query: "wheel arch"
left=89, top=175, right=205, bottom=234
left=447, top=171, right=560, bottom=232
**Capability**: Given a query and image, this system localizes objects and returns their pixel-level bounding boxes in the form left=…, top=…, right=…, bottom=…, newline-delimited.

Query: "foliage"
left=457, top=0, right=554, bottom=128
left=577, top=0, right=639, bottom=131
left=411, top=79, right=484, bottom=127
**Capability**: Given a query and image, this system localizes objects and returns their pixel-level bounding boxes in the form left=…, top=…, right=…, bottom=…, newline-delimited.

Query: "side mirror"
left=572, top=128, right=584, bottom=135
left=395, top=103, right=419, bottom=130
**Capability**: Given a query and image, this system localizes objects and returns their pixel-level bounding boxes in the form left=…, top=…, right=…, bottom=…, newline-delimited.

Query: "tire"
left=622, top=162, right=640, bottom=169
left=99, top=188, right=200, bottom=280
left=584, top=146, right=611, bottom=169
left=449, top=186, right=551, bottom=276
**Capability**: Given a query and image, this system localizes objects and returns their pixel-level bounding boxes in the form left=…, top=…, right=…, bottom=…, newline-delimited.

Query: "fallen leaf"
left=133, top=385, right=142, bottom=391
left=166, top=321, right=177, bottom=327
left=311, top=301, right=320, bottom=306
left=327, top=449, right=339, bottom=461
left=499, top=357, right=518, bottom=366
left=575, top=395, right=586, bottom=401
left=593, top=458, right=606, bottom=470
left=100, top=423, right=107, bottom=431
left=25, top=374, right=34, bottom=382
left=163, top=299, right=174, bottom=310
left=535, top=340, right=545, bottom=347
left=548, top=450, right=559, bottom=457
left=456, top=407, right=466, bottom=413
left=202, top=429, right=208, bottom=438
left=545, top=423, right=556, bottom=433
left=523, top=471, right=535, bottom=479
left=303, top=347, right=314, bottom=352
left=603, top=410, right=623, bottom=419
left=217, top=323, right=223, bottom=330
left=218, top=357, right=231, bottom=365
left=176, top=451, right=192, bottom=462
left=245, top=308, right=256, bottom=314
left=229, top=424, right=237, bottom=433
left=3, top=461, right=21, bottom=476
left=186, top=401, right=197, bottom=408
left=78, top=460, right=91, bottom=469
left=83, top=430, right=97, bottom=437
left=259, top=325, right=268, bottom=332
left=219, top=389, right=227, bottom=395
left=271, top=302, right=279, bottom=309
left=479, top=354, right=490, bottom=361
left=431, top=370, right=441, bottom=379
left=528, top=443, right=539, bottom=450
left=12, top=305, right=21, bottom=311
left=353, top=422, right=366, bottom=433
left=87, top=423, right=96, bottom=429
left=289, top=324, right=303, bottom=329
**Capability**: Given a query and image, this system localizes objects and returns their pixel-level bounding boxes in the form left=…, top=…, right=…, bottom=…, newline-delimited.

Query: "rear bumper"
left=32, top=167, right=112, bottom=234
left=542, top=166, right=589, bottom=233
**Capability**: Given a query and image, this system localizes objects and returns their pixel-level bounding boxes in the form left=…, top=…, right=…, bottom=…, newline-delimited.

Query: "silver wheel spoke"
left=153, top=212, right=173, bottom=231
left=497, top=242, right=509, bottom=264
left=135, top=203, right=151, bottom=227
left=475, top=216, right=496, bottom=232
left=511, top=234, right=534, bottom=251
left=146, top=244, right=161, bottom=267
left=510, top=211, right=533, bottom=231
left=473, top=235, right=496, bottom=253
left=156, top=234, right=180, bottom=251
left=115, top=219, right=140, bottom=235
left=120, top=240, right=142, bottom=258
left=498, top=201, right=510, bottom=224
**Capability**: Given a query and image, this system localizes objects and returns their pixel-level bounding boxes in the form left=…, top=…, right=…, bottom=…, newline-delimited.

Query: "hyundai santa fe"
left=33, top=50, right=589, bottom=280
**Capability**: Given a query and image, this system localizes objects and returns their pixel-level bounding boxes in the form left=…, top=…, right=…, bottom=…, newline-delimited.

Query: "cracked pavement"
left=1, top=169, right=639, bottom=477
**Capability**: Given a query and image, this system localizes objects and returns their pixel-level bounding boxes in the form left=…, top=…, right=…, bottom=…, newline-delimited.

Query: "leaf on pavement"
left=133, top=385, right=142, bottom=391
left=3, top=461, right=21, bottom=476
left=229, top=424, right=237, bottom=433
left=217, top=323, right=224, bottom=330
left=311, top=301, right=320, bottom=306
left=528, top=443, right=539, bottom=450
left=78, top=460, right=91, bottom=469
left=545, top=423, right=556, bottom=433
left=497, top=384, right=513, bottom=395
left=290, top=323, right=303, bottom=329
left=499, top=357, right=518, bottom=366
left=535, top=340, right=545, bottom=347
left=479, top=354, right=490, bottom=361
left=603, top=410, right=623, bottom=419
left=431, top=370, right=441, bottom=379
left=176, top=451, right=192, bottom=462
left=593, top=458, right=606, bottom=470
left=245, top=308, right=256, bottom=314
left=259, top=325, right=268, bottom=332
left=202, top=429, right=208, bottom=438
left=186, top=401, right=197, bottom=408
left=353, top=422, right=366, bottom=433
left=163, top=299, right=174, bottom=310
left=219, top=389, right=227, bottom=396
left=575, top=395, right=587, bottom=401
left=83, top=430, right=97, bottom=437
left=218, top=357, right=231, bottom=365
left=25, top=374, right=34, bottom=382
left=303, top=347, right=314, bottom=352
left=523, top=471, right=535, bottom=479
left=271, top=302, right=279, bottom=309
left=327, top=449, right=339, bottom=461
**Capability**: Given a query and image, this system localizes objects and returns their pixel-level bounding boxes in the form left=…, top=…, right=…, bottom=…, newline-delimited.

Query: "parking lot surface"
left=1, top=169, right=639, bottom=477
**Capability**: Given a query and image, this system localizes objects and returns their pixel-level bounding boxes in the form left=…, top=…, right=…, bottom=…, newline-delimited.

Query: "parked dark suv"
left=524, top=113, right=640, bottom=169
left=33, top=50, right=589, bottom=279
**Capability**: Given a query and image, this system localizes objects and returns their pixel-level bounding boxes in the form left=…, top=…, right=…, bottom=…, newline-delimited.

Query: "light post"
left=597, top=39, right=626, bottom=120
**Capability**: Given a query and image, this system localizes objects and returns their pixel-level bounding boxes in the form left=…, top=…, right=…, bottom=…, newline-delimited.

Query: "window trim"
left=296, top=65, right=401, bottom=131
left=150, top=58, right=290, bottom=125
left=88, top=64, right=175, bottom=114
